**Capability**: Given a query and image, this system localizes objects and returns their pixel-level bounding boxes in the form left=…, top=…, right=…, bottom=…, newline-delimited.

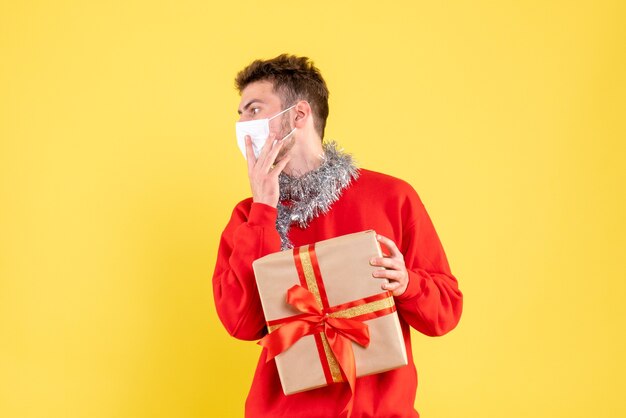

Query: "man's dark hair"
left=235, top=54, right=330, bottom=139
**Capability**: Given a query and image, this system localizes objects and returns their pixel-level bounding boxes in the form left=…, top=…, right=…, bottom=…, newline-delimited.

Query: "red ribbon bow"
left=258, top=284, right=371, bottom=417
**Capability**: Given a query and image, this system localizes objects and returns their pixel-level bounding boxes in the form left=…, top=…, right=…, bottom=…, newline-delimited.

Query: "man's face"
left=237, top=80, right=295, bottom=161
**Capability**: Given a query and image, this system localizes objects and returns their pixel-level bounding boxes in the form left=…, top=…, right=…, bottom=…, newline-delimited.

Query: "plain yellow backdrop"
left=1, top=1, right=625, bottom=417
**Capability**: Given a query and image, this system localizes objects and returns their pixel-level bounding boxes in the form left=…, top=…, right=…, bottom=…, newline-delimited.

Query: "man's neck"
left=283, top=136, right=324, bottom=178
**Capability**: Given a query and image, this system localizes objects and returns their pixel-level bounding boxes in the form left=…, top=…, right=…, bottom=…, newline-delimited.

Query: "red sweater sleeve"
left=212, top=201, right=282, bottom=340
left=394, top=193, right=463, bottom=336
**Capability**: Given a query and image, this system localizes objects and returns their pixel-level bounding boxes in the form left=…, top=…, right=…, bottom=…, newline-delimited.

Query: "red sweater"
left=212, top=169, right=463, bottom=418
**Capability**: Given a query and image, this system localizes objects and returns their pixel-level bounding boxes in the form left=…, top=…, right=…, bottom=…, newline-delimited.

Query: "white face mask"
left=235, top=105, right=296, bottom=159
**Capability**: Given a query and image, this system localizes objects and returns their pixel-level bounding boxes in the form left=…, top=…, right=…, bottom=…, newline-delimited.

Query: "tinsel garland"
left=276, top=141, right=359, bottom=249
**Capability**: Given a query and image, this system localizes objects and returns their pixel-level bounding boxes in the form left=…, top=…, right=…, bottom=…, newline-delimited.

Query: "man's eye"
left=251, top=107, right=260, bottom=115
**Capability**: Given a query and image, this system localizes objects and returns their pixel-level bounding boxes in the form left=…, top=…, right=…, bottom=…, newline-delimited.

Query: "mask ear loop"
left=272, top=104, right=297, bottom=142
left=269, top=104, right=297, bottom=121
left=280, top=127, right=296, bottom=142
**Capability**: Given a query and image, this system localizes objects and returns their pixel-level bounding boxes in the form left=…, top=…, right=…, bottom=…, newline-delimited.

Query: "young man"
left=212, top=54, right=463, bottom=418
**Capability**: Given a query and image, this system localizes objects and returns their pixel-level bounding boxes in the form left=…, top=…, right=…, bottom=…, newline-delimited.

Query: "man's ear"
left=293, top=100, right=312, bottom=128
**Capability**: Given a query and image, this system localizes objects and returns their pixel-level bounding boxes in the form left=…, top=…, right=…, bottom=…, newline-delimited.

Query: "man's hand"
left=370, top=234, right=409, bottom=297
left=246, top=134, right=291, bottom=208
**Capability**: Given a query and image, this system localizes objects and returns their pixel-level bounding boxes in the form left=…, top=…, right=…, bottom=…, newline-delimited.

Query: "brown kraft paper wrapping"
left=252, top=230, right=408, bottom=395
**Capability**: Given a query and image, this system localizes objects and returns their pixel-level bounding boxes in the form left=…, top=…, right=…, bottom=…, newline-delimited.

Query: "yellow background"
left=1, top=1, right=625, bottom=417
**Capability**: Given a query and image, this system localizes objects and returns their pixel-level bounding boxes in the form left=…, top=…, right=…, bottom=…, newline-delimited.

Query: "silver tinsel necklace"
left=276, top=141, right=359, bottom=249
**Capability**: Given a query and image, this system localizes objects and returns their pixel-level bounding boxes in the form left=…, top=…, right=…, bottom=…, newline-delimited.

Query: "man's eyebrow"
left=237, top=99, right=265, bottom=115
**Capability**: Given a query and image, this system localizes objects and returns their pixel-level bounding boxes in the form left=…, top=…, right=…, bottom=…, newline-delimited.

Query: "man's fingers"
left=381, top=281, right=401, bottom=291
left=263, top=136, right=288, bottom=172
left=256, top=133, right=277, bottom=168
left=372, top=268, right=404, bottom=281
left=245, top=136, right=256, bottom=171
left=271, top=155, right=291, bottom=177
left=376, top=234, right=402, bottom=258
left=370, top=256, right=403, bottom=270
left=255, top=134, right=285, bottom=173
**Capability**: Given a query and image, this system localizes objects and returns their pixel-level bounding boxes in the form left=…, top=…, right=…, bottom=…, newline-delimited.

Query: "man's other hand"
left=370, top=234, right=409, bottom=297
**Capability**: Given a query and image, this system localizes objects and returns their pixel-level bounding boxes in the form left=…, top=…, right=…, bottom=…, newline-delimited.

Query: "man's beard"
left=274, top=116, right=296, bottom=163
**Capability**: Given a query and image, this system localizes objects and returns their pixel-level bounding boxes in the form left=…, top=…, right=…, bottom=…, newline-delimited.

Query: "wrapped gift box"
left=252, top=230, right=408, bottom=395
